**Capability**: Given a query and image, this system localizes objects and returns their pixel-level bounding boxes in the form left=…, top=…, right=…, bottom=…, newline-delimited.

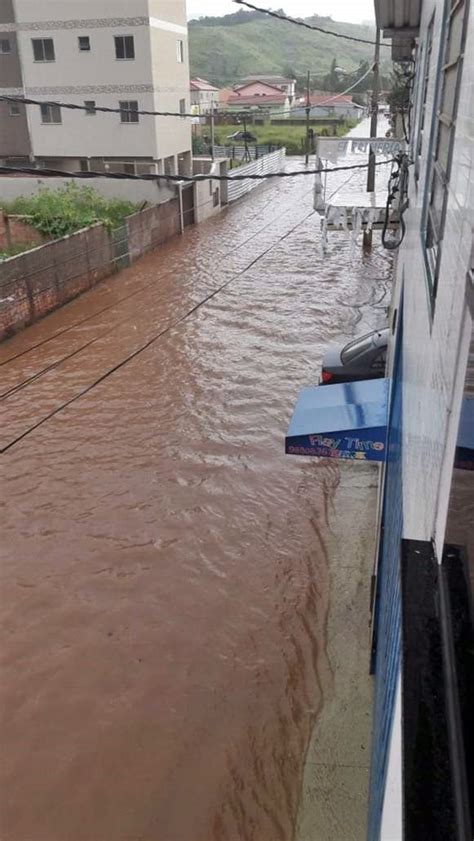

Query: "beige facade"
left=2, top=0, right=191, bottom=175
left=0, top=0, right=31, bottom=160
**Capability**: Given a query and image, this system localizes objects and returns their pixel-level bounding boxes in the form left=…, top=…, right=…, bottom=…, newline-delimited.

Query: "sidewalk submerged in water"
left=295, top=462, right=377, bottom=841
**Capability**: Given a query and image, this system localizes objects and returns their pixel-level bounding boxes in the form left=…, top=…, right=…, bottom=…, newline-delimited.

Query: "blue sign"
left=286, top=378, right=389, bottom=462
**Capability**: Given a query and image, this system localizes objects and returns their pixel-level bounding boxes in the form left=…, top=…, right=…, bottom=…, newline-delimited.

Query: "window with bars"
left=115, top=35, right=134, bottom=60
left=40, top=103, right=61, bottom=124
left=414, top=20, right=434, bottom=180
left=119, top=100, right=139, bottom=123
left=32, top=38, right=55, bottom=61
left=422, top=0, right=468, bottom=303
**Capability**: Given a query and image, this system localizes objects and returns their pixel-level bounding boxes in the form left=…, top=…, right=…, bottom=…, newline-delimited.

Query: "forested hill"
left=188, top=9, right=388, bottom=88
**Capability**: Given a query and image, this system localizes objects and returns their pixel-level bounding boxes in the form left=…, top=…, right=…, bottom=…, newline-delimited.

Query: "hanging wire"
left=0, top=159, right=397, bottom=184
left=232, top=0, right=391, bottom=47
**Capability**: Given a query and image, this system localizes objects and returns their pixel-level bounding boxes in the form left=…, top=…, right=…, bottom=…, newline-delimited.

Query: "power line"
left=262, top=63, right=375, bottom=118
left=0, top=159, right=396, bottom=184
left=0, top=182, right=316, bottom=368
left=0, top=94, right=198, bottom=119
left=232, top=0, right=390, bottom=47
left=1, top=208, right=316, bottom=454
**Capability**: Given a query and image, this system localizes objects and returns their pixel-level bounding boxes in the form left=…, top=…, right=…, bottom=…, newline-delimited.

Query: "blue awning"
left=286, top=378, right=389, bottom=462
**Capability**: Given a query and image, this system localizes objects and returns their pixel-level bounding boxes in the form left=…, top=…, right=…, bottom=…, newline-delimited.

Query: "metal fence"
left=212, top=144, right=280, bottom=162
left=226, top=148, right=287, bottom=203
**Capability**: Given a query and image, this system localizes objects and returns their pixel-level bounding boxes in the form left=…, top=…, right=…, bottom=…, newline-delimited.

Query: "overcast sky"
left=187, top=0, right=375, bottom=24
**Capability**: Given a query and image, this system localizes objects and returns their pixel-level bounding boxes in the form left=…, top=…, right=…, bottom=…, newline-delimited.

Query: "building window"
left=32, top=38, right=55, bottom=62
left=123, top=163, right=136, bottom=175
left=414, top=17, right=434, bottom=180
left=84, top=100, right=96, bottom=115
left=79, top=159, right=90, bottom=172
left=40, top=103, right=61, bottom=124
left=115, top=35, right=134, bottom=60
left=9, top=103, right=21, bottom=116
left=179, top=98, right=186, bottom=116
left=176, top=39, right=184, bottom=62
left=0, top=38, right=11, bottom=54
left=78, top=36, right=90, bottom=52
left=119, top=100, right=139, bottom=123
left=422, top=0, right=468, bottom=302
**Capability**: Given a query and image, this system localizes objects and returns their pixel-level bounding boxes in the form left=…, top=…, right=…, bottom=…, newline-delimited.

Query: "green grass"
left=0, top=184, right=139, bottom=241
left=214, top=120, right=357, bottom=155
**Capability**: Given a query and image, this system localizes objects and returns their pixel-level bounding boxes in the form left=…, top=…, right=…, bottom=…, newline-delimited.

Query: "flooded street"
left=1, top=120, right=391, bottom=841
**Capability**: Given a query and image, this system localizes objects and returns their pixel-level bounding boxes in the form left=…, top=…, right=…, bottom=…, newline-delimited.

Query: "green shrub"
left=1, top=183, right=138, bottom=240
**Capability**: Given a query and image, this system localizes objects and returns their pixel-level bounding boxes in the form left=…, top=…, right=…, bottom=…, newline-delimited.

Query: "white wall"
left=0, top=174, right=175, bottom=205
left=396, top=0, right=473, bottom=555
left=379, top=678, right=402, bottom=841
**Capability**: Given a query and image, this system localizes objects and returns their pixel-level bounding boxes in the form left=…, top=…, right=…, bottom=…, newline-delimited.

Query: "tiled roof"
left=190, top=78, right=219, bottom=92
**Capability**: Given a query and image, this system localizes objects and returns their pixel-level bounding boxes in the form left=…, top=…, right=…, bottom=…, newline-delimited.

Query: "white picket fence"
left=226, top=148, right=286, bottom=203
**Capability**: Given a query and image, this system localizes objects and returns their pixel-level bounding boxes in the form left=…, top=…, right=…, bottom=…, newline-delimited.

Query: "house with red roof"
left=224, top=80, right=290, bottom=117
left=291, top=93, right=365, bottom=121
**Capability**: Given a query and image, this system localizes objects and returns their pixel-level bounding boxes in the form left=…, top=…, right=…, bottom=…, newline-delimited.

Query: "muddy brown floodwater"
left=0, top=121, right=392, bottom=841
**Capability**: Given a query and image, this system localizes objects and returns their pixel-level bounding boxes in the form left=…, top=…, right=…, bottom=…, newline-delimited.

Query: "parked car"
left=226, top=130, right=257, bottom=142
left=320, top=328, right=389, bottom=384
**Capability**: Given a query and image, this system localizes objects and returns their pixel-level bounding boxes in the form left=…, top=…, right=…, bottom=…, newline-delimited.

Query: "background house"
left=291, top=93, right=364, bottom=120
left=225, top=80, right=290, bottom=118
left=190, top=77, right=219, bottom=114
left=237, top=75, right=296, bottom=104
left=0, top=0, right=192, bottom=179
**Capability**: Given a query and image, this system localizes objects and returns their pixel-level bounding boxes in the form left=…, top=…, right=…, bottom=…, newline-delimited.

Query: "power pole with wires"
left=305, top=70, right=311, bottom=166
left=363, top=27, right=381, bottom=249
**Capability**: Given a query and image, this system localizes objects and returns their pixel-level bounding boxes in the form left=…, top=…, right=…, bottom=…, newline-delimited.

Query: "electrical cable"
left=0, top=181, right=316, bottom=370
left=1, top=207, right=316, bottom=454
left=232, top=0, right=391, bottom=47
left=382, top=153, right=410, bottom=250
left=253, top=63, right=376, bottom=118
left=0, top=159, right=396, bottom=184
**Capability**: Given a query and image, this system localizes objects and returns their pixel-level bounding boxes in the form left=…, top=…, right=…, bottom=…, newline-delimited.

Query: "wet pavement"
left=1, top=119, right=392, bottom=841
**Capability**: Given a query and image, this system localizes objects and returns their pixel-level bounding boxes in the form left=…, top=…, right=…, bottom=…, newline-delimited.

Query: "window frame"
left=0, top=38, right=11, bottom=54
left=114, top=35, right=135, bottom=61
left=84, top=100, right=96, bottom=116
left=78, top=36, right=91, bottom=52
left=421, top=0, right=469, bottom=307
left=179, top=98, right=186, bottom=116
left=32, top=37, right=55, bottom=62
left=119, top=100, right=139, bottom=124
left=40, top=102, right=62, bottom=124
left=176, top=39, right=184, bottom=63
left=9, top=102, right=21, bottom=116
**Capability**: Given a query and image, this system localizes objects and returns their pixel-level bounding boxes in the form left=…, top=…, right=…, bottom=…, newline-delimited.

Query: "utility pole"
left=210, top=111, right=215, bottom=161
left=305, top=70, right=311, bottom=166
left=363, top=26, right=381, bottom=249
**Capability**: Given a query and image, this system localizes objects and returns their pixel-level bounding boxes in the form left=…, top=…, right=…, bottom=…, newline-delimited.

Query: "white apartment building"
left=3, top=0, right=192, bottom=176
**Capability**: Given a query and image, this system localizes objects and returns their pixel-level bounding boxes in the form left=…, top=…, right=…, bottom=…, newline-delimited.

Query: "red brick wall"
left=0, top=215, right=45, bottom=250
left=0, top=198, right=182, bottom=342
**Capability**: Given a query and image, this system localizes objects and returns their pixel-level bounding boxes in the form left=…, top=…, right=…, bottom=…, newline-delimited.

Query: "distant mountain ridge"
left=188, top=9, right=386, bottom=88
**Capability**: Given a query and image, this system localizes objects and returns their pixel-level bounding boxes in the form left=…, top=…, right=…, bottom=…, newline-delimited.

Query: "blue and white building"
left=368, top=0, right=474, bottom=838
